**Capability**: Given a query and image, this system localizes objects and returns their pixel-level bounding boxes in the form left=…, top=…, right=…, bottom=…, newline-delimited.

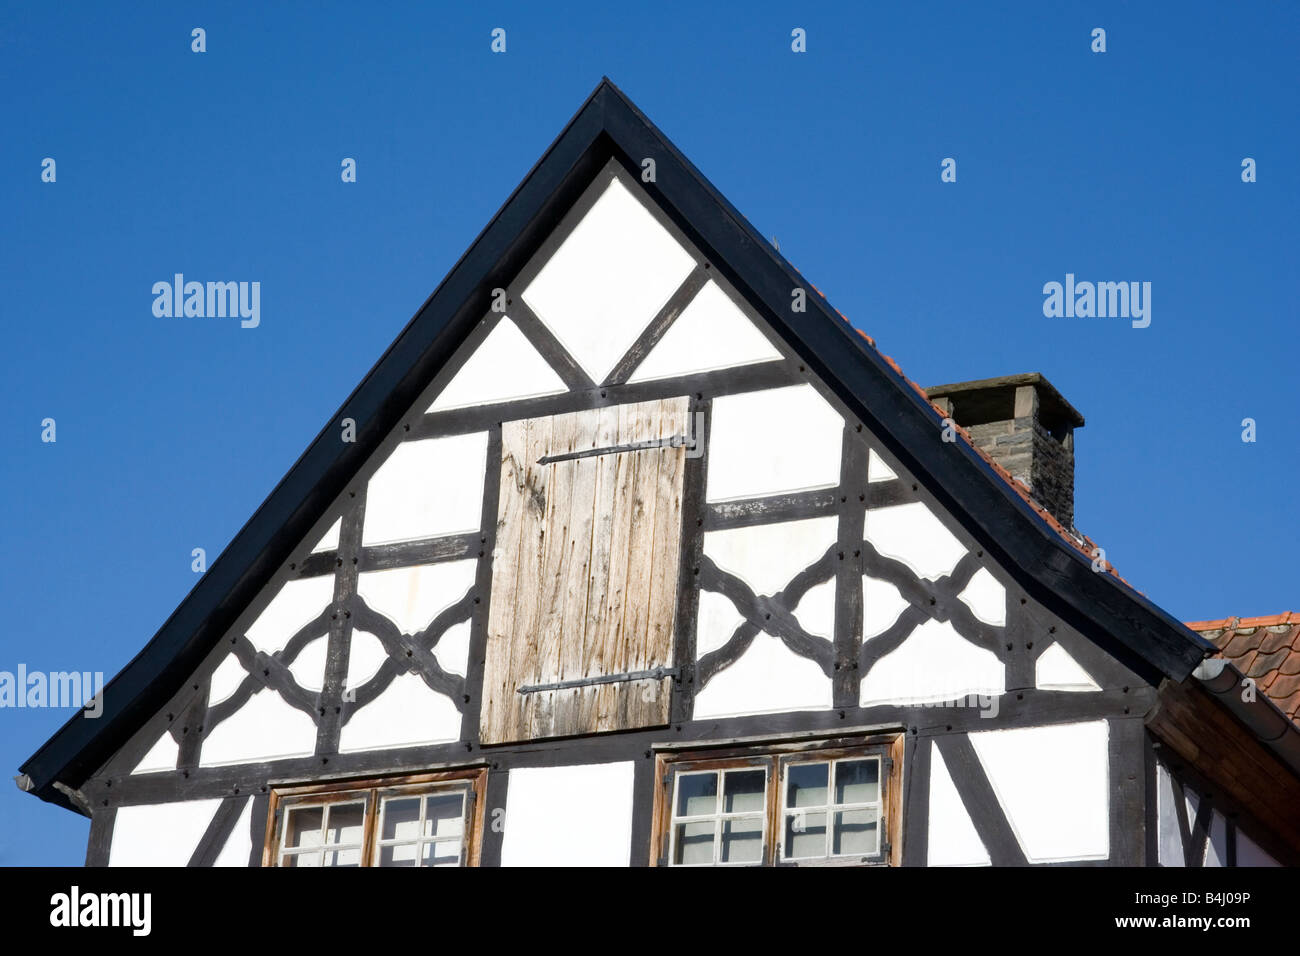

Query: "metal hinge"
left=537, top=413, right=707, bottom=465
left=539, top=436, right=689, bottom=465
left=517, top=666, right=680, bottom=694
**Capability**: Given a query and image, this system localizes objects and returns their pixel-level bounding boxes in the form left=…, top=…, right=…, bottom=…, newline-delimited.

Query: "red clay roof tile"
left=1260, top=628, right=1296, bottom=655
left=1186, top=616, right=1300, bottom=723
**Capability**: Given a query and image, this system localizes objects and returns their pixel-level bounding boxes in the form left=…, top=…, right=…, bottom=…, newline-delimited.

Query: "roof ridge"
left=1188, top=612, right=1297, bottom=630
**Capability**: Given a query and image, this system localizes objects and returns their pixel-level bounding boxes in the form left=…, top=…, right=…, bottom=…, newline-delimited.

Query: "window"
left=670, top=761, right=769, bottom=865
left=781, top=755, right=882, bottom=861
left=653, top=736, right=901, bottom=866
left=264, top=769, right=487, bottom=867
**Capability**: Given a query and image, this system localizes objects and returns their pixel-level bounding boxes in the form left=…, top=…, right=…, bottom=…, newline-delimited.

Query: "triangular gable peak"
left=21, top=81, right=1210, bottom=835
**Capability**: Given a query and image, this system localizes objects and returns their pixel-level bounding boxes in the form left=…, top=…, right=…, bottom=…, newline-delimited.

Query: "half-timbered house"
left=19, top=81, right=1300, bottom=867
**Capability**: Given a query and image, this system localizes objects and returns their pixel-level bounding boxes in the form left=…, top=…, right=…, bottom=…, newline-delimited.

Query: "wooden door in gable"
left=479, top=397, right=690, bottom=744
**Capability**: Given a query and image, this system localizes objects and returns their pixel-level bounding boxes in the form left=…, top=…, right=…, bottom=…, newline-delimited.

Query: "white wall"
left=109, top=799, right=224, bottom=867
left=522, top=177, right=694, bottom=381
left=860, top=619, right=1004, bottom=707
left=499, top=763, right=635, bottom=866
left=969, top=720, right=1110, bottom=863
left=706, top=386, right=843, bottom=502
left=927, top=743, right=991, bottom=866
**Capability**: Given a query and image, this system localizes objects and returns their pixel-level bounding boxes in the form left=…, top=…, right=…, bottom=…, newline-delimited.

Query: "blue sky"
left=2, top=2, right=1296, bottom=865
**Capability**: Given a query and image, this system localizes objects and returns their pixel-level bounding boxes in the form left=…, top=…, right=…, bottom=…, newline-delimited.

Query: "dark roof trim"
left=20, top=79, right=1211, bottom=809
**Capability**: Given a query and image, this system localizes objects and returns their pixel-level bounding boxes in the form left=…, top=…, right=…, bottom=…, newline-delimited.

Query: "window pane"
left=381, top=797, right=423, bottom=842
left=834, top=808, right=879, bottom=856
left=325, top=801, right=366, bottom=845
left=676, top=772, right=718, bottom=818
left=722, top=770, right=766, bottom=813
left=786, top=762, right=829, bottom=808
left=284, top=806, right=324, bottom=850
left=785, top=810, right=827, bottom=859
left=283, top=849, right=323, bottom=867
left=425, top=793, right=465, bottom=840
left=325, top=846, right=362, bottom=867
left=424, top=840, right=463, bottom=867
left=378, top=843, right=419, bottom=867
left=835, top=759, right=879, bottom=805
left=720, top=816, right=764, bottom=864
left=674, top=821, right=715, bottom=865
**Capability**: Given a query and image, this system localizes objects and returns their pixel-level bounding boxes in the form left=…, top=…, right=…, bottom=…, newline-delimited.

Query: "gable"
left=20, top=79, right=1210, bottom=814
left=84, top=159, right=1156, bottom=791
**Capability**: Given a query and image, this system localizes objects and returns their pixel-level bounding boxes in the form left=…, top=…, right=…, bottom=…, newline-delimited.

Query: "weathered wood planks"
left=479, top=397, right=689, bottom=744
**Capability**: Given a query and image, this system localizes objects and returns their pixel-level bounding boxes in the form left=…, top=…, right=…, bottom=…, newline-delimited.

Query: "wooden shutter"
left=479, top=397, right=690, bottom=744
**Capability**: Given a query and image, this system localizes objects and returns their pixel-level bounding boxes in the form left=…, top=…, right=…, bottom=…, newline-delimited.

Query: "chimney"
left=925, top=373, right=1085, bottom=529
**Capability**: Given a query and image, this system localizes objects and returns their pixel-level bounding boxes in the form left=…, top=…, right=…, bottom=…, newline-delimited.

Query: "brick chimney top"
left=925, top=373, right=1085, bottom=529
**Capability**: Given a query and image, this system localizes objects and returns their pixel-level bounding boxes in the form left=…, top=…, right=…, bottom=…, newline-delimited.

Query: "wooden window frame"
left=651, top=733, right=904, bottom=867
left=262, top=768, right=488, bottom=868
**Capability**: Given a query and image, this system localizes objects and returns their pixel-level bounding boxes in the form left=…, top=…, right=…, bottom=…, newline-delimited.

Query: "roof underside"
left=20, top=79, right=1213, bottom=812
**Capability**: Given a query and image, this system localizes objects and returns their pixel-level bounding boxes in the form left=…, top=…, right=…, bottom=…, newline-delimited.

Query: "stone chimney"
left=925, top=373, right=1085, bottom=529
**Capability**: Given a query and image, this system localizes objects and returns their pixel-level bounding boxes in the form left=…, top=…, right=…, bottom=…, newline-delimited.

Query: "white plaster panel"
left=1156, top=761, right=1183, bottom=867
left=500, top=762, right=635, bottom=866
left=1035, top=642, right=1101, bottom=692
left=356, top=560, right=477, bottom=635
left=628, top=280, right=781, bottom=382
left=213, top=799, right=254, bottom=867
left=344, top=629, right=388, bottom=694
left=703, top=516, right=837, bottom=597
left=1204, top=811, right=1228, bottom=867
left=792, top=578, right=835, bottom=640
left=692, top=631, right=832, bottom=719
left=287, top=636, right=328, bottom=692
left=337, top=672, right=461, bottom=754
left=310, top=518, right=341, bottom=553
left=957, top=567, right=1005, bottom=627
left=867, top=447, right=898, bottom=482
left=199, top=688, right=318, bottom=767
left=695, top=590, right=746, bottom=658
left=1237, top=829, right=1282, bottom=867
left=706, top=385, right=843, bottom=502
left=859, top=619, right=1004, bottom=707
left=969, top=720, right=1110, bottom=863
left=428, top=317, right=567, bottom=412
left=928, top=743, right=991, bottom=866
left=208, top=652, right=249, bottom=707
left=522, top=178, right=694, bottom=381
left=862, top=575, right=910, bottom=639
left=109, top=799, right=224, bottom=866
left=865, top=501, right=967, bottom=582
left=432, top=620, right=472, bottom=678
left=363, top=432, right=487, bottom=546
left=131, top=731, right=179, bottom=775
left=245, top=576, right=335, bottom=655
